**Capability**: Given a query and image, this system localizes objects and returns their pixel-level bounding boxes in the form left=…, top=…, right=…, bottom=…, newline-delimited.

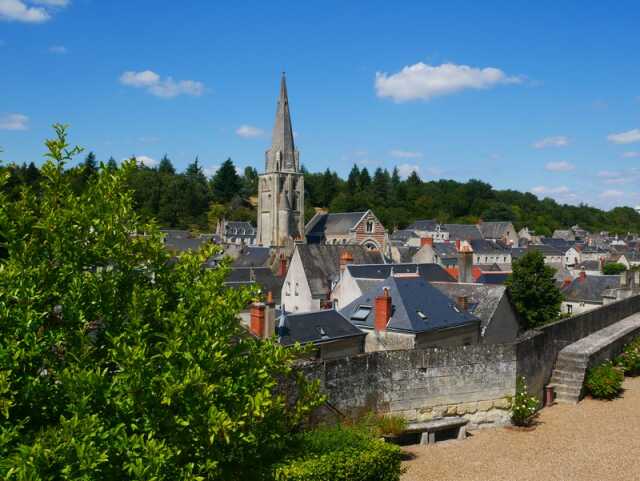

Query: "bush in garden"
left=585, top=361, right=624, bottom=399
left=615, top=338, right=640, bottom=375
left=510, top=376, right=539, bottom=426
left=272, top=424, right=403, bottom=481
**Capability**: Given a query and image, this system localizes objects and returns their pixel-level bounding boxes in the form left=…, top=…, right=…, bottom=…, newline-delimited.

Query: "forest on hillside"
left=3, top=152, right=640, bottom=237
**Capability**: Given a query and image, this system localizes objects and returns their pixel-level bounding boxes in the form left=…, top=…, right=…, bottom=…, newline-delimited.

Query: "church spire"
left=266, top=72, right=298, bottom=172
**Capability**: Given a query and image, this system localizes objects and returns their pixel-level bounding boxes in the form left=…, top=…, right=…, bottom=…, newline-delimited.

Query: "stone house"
left=405, top=219, right=450, bottom=242
left=331, top=262, right=455, bottom=309
left=563, top=247, right=581, bottom=267
left=281, top=244, right=383, bottom=313
left=412, top=240, right=459, bottom=267
left=339, top=274, right=480, bottom=352
left=526, top=244, right=564, bottom=265
left=469, top=239, right=512, bottom=267
left=560, top=272, right=621, bottom=315
left=431, top=282, right=520, bottom=344
left=222, top=221, right=257, bottom=245
left=305, top=210, right=388, bottom=252
left=579, top=245, right=609, bottom=263
left=477, top=221, right=518, bottom=246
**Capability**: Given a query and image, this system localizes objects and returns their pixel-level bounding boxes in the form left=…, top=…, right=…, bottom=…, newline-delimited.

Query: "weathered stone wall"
left=305, top=343, right=516, bottom=429
left=517, top=294, right=640, bottom=399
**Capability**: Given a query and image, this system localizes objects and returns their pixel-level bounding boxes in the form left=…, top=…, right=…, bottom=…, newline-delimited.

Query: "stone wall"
left=305, top=343, right=516, bottom=429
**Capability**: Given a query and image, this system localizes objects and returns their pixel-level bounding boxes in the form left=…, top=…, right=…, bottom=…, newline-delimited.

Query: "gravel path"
left=401, top=377, right=640, bottom=481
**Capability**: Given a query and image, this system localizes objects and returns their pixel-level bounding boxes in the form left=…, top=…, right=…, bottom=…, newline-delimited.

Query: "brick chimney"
left=375, top=288, right=392, bottom=332
left=250, top=302, right=266, bottom=338
left=579, top=271, right=587, bottom=281
left=456, top=295, right=469, bottom=311
left=421, top=236, right=433, bottom=247
left=562, top=277, right=573, bottom=288
left=340, top=250, right=353, bottom=273
left=457, top=241, right=474, bottom=284
left=277, top=254, right=287, bottom=277
left=455, top=239, right=461, bottom=251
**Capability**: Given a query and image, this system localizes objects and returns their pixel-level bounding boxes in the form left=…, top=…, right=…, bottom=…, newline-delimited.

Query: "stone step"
left=552, top=383, right=583, bottom=403
left=554, top=358, right=588, bottom=372
left=550, top=369, right=585, bottom=383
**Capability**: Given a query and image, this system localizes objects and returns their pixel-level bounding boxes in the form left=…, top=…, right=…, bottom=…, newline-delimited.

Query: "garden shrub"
left=585, top=361, right=624, bottom=399
left=375, top=414, right=408, bottom=436
left=510, top=376, right=539, bottom=426
left=272, top=424, right=403, bottom=481
left=615, top=338, right=640, bottom=375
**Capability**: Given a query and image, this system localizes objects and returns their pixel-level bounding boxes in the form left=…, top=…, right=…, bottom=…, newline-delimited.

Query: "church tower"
left=257, top=74, right=305, bottom=247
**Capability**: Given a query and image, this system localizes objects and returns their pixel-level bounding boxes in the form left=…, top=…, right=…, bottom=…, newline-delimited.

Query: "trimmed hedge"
left=272, top=425, right=403, bottom=481
left=585, top=361, right=624, bottom=399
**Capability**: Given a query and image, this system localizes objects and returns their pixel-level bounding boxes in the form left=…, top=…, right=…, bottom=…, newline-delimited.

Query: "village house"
left=281, top=244, right=383, bottom=313
left=222, top=221, right=257, bottom=245
left=305, top=209, right=389, bottom=252
left=405, top=219, right=450, bottom=242
left=442, top=223, right=484, bottom=241
left=412, top=239, right=459, bottom=267
left=469, top=239, right=512, bottom=267
left=340, top=274, right=480, bottom=352
left=526, top=243, right=564, bottom=266
left=477, top=221, right=518, bottom=245
left=560, top=272, right=621, bottom=315
left=331, top=261, right=455, bottom=309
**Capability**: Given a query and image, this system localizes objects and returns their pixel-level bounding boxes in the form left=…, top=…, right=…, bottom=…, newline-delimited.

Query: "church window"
left=366, top=220, right=374, bottom=233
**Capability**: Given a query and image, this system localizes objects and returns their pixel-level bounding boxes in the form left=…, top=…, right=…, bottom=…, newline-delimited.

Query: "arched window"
left=366, top=220, right=374, bottom=233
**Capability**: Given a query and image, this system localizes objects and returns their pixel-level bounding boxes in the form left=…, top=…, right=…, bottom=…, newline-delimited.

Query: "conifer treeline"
left=4, top=153, right=640, bottom=236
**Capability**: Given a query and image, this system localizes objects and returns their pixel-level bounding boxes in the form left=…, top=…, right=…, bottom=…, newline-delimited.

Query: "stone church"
left=257, top=74, right=305, bottom=248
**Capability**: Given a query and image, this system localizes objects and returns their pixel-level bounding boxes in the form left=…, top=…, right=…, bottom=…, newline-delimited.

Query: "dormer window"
left=417, top=310, right=428, bottom=320
left=351, top=305, right=371, bottom=321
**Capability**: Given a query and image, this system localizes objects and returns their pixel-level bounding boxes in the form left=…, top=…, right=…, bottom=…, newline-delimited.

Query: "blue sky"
left=1, top=0, right=639, bottom=210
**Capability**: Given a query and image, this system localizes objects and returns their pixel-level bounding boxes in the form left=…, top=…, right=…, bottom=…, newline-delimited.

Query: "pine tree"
left=158, top=154, right=175, bottom=175
left=211, top=158, right=242, bottom=203
left=347, top=164, right=360, bottom=192
left=106, top=157, right=118, bottom=171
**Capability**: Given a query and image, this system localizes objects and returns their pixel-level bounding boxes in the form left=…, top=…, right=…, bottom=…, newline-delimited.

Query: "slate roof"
left=475, top=272, right=511, bottom=285
left=511, top=247, right=526, bottom=259
left=443, top=224, right=483, bottom=241
left=575, top=260, right=601, bottom=272
left=296, top=244, right=384, bottom=298
left=390, top=229, right=419, bottom=242
left=526, top=244, right=563, bottom=256
left=164, top=236, right=209, bottom=253
left=407, top=219, right=444, bottom=232
left=346, top=263, right=455, bottom=282
left=433, top=242, right=459, bottom=258
left=432, top=282, right=509, bottom=335
left=305, top=211, right=367, bottom=242
left=469, top=239, right=510, bottom=254
left=231, top=246, right=272, bottom=268
left=394, top=246, right=420, bottom=263
left=478, top=222, right=513, bottom=239
left=340, top=276, right=479, bottom=334
left=541, top=237, right=575, bottom=251
left=561, top=275, right=621, bottom=303
left=277, top=309, right=365, bottom=347
left=224, top=267, right=284, bottom=304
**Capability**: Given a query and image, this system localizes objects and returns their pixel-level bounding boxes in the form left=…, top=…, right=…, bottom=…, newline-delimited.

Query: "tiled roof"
left=443, top=224, right=483, bottom=241
left=478, top=222, right=513, bottom=239
left=305, top=211, right=367, bottom=241
left=407, top=219, right=444, bottom=232
left=340, top=276, right=479, bottom=334
left=277, top=309, right=365, bottom=346
left=231, top=246, right=272, bottom=268
left=224, top=267, right=284, bottom=304
left=561, top=275, right=621, bottom=303
left=346, top=263, right=455, bottom=282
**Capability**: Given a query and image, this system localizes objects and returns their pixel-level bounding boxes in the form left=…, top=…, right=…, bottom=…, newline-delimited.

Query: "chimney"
left=455, top=239, right=461, bottom=251
left=457, top=241, right=474, bottom=284
left=599, top=257, right=605, bottom=272
left=250, top=302, right=266, bottom=338
left=579, top=271, right=587, bottom=281
left=277, top=254, right=287, bottom=277
left=421, top=236, right=433, bottom=247
left=562, top=277, right=573, bottom=288
left=266, top=290, right=274, bottom=305
left=375, top=288, right=392, bottom=332
left=264, top=302, right=276, bottom=339
left=456, top=295, right=469, bottom=311
left=339, top=250, right=353, bottom=273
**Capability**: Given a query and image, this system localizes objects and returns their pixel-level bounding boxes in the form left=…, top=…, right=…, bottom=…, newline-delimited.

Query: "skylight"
left=351, top=306, right=371, bottom=321
left=417, top=310, right=428, bottom=320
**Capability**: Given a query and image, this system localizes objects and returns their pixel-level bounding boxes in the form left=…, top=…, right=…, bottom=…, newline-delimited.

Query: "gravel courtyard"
left=402, top=377, right=640, bottom=481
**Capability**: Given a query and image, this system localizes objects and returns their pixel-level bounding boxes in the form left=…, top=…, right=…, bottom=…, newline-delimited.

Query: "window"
left=567, top=304, right=573, bottom=314
left=351, top=306, right=371, bottom=321
left=366, top=220, right=374, bottom=233
left=416, top=310, right=428, bottom=320
left=294, top=282, right=299, bottom=296
left=285, top=281, right=291, bottom=296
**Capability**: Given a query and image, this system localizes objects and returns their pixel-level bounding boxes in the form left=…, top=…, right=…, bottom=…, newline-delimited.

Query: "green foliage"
left=373, top=414, right=407, bottom=436
left=585, top=361, right=624, bottom=399
left=603, top=263, right=627, bottom=275
left=506, top=251, right=563, bottom=329
left=211, top=158, right=242, bottom=203
left=0, top=125, right=324, bottom=480
left=272, top=424, right=403, bottom=481
left=615, top=337, right=640, bottom=375
left=510, top=376, right=539, bottom=426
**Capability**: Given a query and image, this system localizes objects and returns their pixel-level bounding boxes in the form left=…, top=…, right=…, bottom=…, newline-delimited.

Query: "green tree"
left=0, top=126, right=323, bottom=480
left=211, top=158, right=241, bottom=203
left=158, top=154, right=176, bottom=175
left=506, top=251, right=563, bottom=329
left=106, top=157, right=118, bottom=171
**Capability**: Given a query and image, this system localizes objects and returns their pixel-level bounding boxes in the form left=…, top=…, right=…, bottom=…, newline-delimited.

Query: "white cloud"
left=203, top=165, right=220, bottom=177
left=48, top=44, right=67, bottom=54
left=135, top=155, right=158, bottom=168
left=397, top=163, right=421, bottom=178
left=533, top=136, right=569, bottom=149
left=607, top=129, right=640, bottom=144
left=0, top=0, right=49, bottom=22
left=622, top=151, right=640, bottom=158
left=600, top=189, right=624, bottom=199
left=390, top=149, right=423, bottom=159
left=32, top=0, right=69, bottom=5
left=375, top=62, right=521, bottom=102
left=545, top=161, right=574, bottom=172
left=531, top=185, right=570, bottom=195
left=235, top=124, right=264, bottom=138
left=119, top=70, right=205, bottom=98
left=0, top=113, right=29, bottom=130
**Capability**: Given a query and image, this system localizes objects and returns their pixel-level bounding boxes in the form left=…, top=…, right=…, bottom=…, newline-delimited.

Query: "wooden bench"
left=405, top=417, right=468, bottom=445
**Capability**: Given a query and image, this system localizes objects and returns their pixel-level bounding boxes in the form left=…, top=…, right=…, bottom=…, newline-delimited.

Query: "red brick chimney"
left=456, top=295, right=469, bottom=311
left=562, top=277, right=573, bottom=288
left=250, top=302, right=265, bottom=338
left=455, top=239, right=461, bottom=251
left=375, top=288, right=392, bottom=331
left=266, top=291, right=274, bottom=305
left=340, top=250, right=353, bottom=273
left=421, top=236, right=433, bottom=247
left=277, top=254, right=287, bottom=277
left=579, top=271, right=587, bottom=282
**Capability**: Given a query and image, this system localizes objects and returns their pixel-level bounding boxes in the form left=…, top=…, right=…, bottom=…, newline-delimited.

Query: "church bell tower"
left=257, top=73, right=305, bottom=247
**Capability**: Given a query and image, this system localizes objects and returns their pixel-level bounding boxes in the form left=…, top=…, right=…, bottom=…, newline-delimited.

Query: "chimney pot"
left=562, top=277, right=573, bottom=288
left=421, top=236, right=433, bottom=247
left=277, top=254, right=288, bottom=277
left=340, top=250, right=353, bottom=272
left=374, top=288, right=392, bottom=332
left=579, top=271, right=587, bottom=281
